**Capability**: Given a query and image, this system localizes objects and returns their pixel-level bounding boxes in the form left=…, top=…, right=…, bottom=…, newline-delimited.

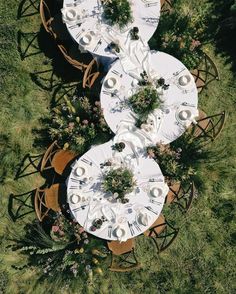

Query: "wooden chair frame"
left=191, top=52, right=220, bottom=93
left=160, top=0, right=172, bottom=14
left=40, top=141, right=61, bottom=173
left=193, top=111, right=226, bottom=142
left=167, top=182, right=196, bottom=213
left=146, top=218, right=179, bottom=253
left=40, top=0, right=53, bottom=34
left=34, top=184, right=61, bottom=222
left=109, top=248, right=141, bottom=272
left=57, top=43, right=87, bottom=71
left=82, top=59, right=100, bottom=88
left=40, top=141, right=76, bottom=177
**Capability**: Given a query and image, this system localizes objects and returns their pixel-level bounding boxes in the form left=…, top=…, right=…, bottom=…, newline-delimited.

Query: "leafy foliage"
left=129, top=86, right=162, bottom=123
left=103, top=167, right=135, bottom=202
left=48, top=93, right=112, bottom=153
left=102, top=0, right=133, bottom=28
left=149, top=0, right=212, bottom=68
left=10, top=217, right=108, bottom=285
left=147, top=130, right=211, bottom=184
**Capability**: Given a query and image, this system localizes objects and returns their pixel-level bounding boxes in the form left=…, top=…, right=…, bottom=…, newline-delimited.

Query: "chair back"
left=191, top=52, right=219, bottom=93
left=57, top=43, right=86, bottom=71
left=41, top=140, right=76, bottom=176
left=107, top=239, right=141, bottom=272
left=160, top=0, right=172, bottom=14
left=40, top=140, right=61, bottom=173
left=166, top=182, right=196, bottom=213
left=34, top=184, right=61, bottom=221
left=82, top=59, right=100, bottom=88
left=193, top=111, right=226, bottom=142
left=144, top=214, right=179, bottom=253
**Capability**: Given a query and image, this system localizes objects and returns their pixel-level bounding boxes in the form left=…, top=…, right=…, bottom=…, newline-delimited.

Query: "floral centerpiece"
left=103, top=167, right=135, bottom=203
left=128, top=85, right=162, bottom=126
left=102, top=0, right=133, bottom=28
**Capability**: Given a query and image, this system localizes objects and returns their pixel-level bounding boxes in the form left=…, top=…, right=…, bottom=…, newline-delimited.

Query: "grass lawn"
left=0, top=0, right=235, bottom=293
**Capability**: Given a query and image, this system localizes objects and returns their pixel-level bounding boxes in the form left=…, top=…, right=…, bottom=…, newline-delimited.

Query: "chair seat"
left=193, top=110, right=209, bottom=137
left=51, top=149, right=76, bottom=175
left=107, top=239, right=134, bottom=255
left=165, top=182, right=181, bottom=204
left=44, top=183, right=61, bottom=211
left=144, top=214, right=166, bottom=237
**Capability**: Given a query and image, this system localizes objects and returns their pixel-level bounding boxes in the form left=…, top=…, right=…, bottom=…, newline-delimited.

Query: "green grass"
left=0, top=0, right=236, bottom=293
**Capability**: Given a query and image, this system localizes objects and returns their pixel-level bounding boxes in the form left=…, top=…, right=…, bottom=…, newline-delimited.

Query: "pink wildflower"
left=52, top=225, right=60, bottom=232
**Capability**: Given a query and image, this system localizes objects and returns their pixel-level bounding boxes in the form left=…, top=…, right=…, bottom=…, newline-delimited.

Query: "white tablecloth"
left=100, top=51, right=199, bottom=146
left=62, top=0, right=160, bottom=60
left=67, top=139, right=168, bottom=241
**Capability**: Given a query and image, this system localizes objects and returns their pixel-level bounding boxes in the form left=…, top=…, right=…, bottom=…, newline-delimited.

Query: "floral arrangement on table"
left=149, top=0, right=212, bottom=69
left=48, top=94, right=112, bottom=154
left=147, top=130, right=211, bottom=185
left=103, top=167, right=136, bottom=203
left=102, top=0, right=133, bottom=28
left=11, top=216, right=108, bottom=286
left=128, top=85, right=162, bottom=126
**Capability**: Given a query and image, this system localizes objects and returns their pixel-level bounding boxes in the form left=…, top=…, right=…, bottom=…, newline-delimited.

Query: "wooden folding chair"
left=193, top=111, right=226, bottom=141
left=40, top=141, right=76, bottom=176
left=82, top=59, right=100, bottom=88
left=34, top=184, right=61, bottom=221
left=165, top=182, right=196, bottom=213
left=160, top=0, right=172, bottom=14
left=144, top=214, right=179, bottom=253
left=107, top=239, right=141, bottom=272
left=191, top=52, right=220, bottom=93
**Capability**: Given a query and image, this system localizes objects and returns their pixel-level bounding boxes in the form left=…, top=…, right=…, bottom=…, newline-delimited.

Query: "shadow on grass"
left=208, top=0, right=236, bottom=74
left=17, top=0, right=39, bottom=19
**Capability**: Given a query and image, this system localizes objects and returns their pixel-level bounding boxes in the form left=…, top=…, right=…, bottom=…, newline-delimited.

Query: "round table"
left=100, top=51, right=199, bottom=146
left=67, top=139, right=169, bottom=241
left=62, top=0, right=160, bottom=61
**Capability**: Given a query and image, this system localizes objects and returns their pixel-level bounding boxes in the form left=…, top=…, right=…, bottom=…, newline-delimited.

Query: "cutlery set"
left=68, top=24, right=81, bottom=29
left=145, top=206, right=158, bottom=215
left=111, top=70, right=123, bottom=78
left=75, top=29, right=85, bottom=39
left=145, top=2, right=158, bottom=7
left=72, top=204, right=88, bottom=212
left=93, top=39, right=102, bottom=52
left=81, top=158, right=93, bottom=166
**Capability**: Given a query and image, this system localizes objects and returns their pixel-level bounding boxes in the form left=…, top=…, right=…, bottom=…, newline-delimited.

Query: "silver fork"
left=150, top=199, right=162, bottom=205
left=133, top=221, right=141, bottom=232
left=108, top=225, right=112, bottom=238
